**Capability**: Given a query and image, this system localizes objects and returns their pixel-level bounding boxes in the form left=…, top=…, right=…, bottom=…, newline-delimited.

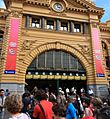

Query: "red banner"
left=4, top=18, right=20, bottom=74
left=91, top=28, right=104, bottom=77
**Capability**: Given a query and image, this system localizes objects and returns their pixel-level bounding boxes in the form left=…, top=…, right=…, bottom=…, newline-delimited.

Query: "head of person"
left=22, top=92, right=30, bottom=99
left=95, top=106, right=110, bottom=119
left=83, top=98, right=90, bottom=108
left=0, top=89, right=5, bottom=96
left=5, top=94, right=23, bottom=114
left=52, top=103, right=66, bottom=117
left=91, top=97, right=103, bottom=109
left=67, top=95, right=76, bottom=104
left=45, top=88, right=49, bottom=93
left=35, top=89, right=47, bottom=101
left=6, top=89, right=9, bottom=92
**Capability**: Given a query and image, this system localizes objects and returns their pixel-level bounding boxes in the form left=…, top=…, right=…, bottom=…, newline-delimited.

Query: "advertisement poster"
left=91, top=28, right=105, bottom=77
left=4, top=18, right=20, bottom=74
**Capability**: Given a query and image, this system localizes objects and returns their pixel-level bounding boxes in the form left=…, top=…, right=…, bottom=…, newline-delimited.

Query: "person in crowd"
left=5, top=94, right=30, bottom=119
left=88, top=89, right=94, bottom=97
left=57, top=90, right=66, bottom=106
left=66, top=88, right=70, bottom=98
left=49, top=92, right=57, bottom=105
left=0, top=89, right=6, bottom=119
left=33, top=89, right=53, bottom=119
left=80, top=92, right=88, bottom=105
left=71, top=87, right=77, bottom=95
left=66, top=95, right=78, bottom=119
left=94, top=106, right=110, bottom=119
left=32, top=86, right=38, bottom=96
left=52, top=103, right=66, bottom=119
left=82, top=98, right=94, bottom=119
left=73, top=95, right=84, bottom=118
left=91, top=97, right=103, bottom=110
left=22, top=92, right=31, bottom=113
left=45, top=87, right=50, bottom=100
left=90, top=97, right=103, bottom=119
left=80, top=88, right=85, bottom=94
left=5, top=89, right=10, bottom=97
left=101, top=96, right=110, bottom=107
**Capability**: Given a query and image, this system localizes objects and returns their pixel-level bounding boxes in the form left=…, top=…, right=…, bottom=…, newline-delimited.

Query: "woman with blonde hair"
left=5, top=94, right=30, bottom=119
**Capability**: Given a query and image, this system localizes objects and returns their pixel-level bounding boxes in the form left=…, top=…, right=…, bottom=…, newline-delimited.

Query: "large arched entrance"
left=25, top=50, right=87, bottom=94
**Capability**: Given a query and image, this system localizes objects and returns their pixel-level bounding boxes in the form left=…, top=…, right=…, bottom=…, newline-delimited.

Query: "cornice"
left=4, top=0, right=104, bottom=19
left=74, top=0, right=104, bottom=18
left=24, top=0, right=49, bottom=7
left=23, top=0, right=104, bottom=17
left=99, top=23, right=110, bottom=32
left=0, top=8, right=8, bottom=18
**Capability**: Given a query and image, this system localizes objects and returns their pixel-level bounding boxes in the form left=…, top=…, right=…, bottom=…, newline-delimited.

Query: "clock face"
left=53, top=3, right=63, bottom=12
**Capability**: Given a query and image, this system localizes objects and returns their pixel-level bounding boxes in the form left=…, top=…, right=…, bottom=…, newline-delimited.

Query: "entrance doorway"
left=25, top=50, right=87, bottom=95
left=25, top=79, right=87, bottom=95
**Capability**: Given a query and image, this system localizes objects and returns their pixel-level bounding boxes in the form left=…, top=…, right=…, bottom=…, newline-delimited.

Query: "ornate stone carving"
left=10, top=10, right=22, bottom=18
left=91, top=22, right=99, bottom=28
left=49, top=10, right=66, bottom=16
left=78, top=44, right=90, bottom=55
left=22, top=40, right=36, bottom=50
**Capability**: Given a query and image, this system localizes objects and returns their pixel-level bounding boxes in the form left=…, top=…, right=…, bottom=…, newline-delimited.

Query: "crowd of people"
left=0, top=87, right=110, bottom=119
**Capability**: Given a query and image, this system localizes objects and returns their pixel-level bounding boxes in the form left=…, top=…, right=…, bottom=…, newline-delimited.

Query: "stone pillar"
left=89, top=21, right=109, bottom=97
left=25, top=15, right=30, bottom=28
left=56, top=19, right=59, bottom=31
left=87, top=84, right=109, bottom=97
left=70, top=21, right=73, bottom=32
left=0, top=83, right=25, bottom=95
left=41, top=17, right=45, bottom=29
left=83, top=23, right=86, bottom=34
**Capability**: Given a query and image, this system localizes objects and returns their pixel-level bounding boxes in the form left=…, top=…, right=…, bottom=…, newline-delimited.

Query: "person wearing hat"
left=66, top=88, right=70, bottom=98
left=66, top=95, right=78, bottom=119
left=57, top=90, right=66, bottom=106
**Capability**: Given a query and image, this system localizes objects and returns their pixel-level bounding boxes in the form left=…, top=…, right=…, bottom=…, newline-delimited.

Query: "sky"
left=93, top=0, right=110, bottom=22
left=0, top=0, right=110, bottom=22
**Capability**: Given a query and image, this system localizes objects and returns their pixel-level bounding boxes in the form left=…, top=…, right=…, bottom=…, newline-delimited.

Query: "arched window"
left=28, top=50, right=85, bottom=72
left=0, top=30, right=4, bottom=40
left=102, top=41, right=109, bottom=67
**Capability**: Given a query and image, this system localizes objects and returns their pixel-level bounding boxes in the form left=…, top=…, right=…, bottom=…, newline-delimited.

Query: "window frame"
left=46, top=18, right=55, bottom=30
left=31, top=16, right=41, bottom=28
left=60, top=20, right=69, bottom=32
left=73, top=22, right=82, bottom=33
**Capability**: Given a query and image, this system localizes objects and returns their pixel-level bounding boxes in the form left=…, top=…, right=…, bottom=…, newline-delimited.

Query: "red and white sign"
left=91, top=28, right=104, bottom=77
left=4, top=18, right=20, bottom=74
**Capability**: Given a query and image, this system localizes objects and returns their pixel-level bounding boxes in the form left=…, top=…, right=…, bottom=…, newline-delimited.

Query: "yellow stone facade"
left=0, top=0, right=110, bottom=96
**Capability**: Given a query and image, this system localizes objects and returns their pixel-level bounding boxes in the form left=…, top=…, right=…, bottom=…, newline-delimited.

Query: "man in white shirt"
left=0, top=89, right=6, bottom=119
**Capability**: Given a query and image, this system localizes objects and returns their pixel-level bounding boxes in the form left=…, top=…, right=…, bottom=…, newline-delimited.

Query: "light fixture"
left=50, top=72, right=52, bottom=75
left=35, top=72, right=38, bottom=75
left=56, top=73, right=59, bottom=75
left=43, top=72, right=45, bottom=75
left=63, top=73, right=66, bottom=76
left=28, top=72, right=31, bottom=75
left=70, top=73, right=72, bottom=76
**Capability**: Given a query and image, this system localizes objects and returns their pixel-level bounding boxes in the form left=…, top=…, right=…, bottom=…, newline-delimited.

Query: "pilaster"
left=89, top=16, right=109, bottom=96
left=0, top=1, right=24, bottom=94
